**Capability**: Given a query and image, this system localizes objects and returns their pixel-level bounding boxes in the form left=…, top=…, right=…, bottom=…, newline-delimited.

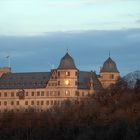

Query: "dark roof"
left=100, top=57, right=119, bottom=73
left=58, top=53, right=77, bottom=69
left=0, top=71, right=102, bottom=90
left=78, top=71, right=102, bottom=90
left=0, top=72, right=51, bottom=89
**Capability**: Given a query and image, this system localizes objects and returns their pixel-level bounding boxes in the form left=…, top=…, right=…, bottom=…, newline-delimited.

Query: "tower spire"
left=109, top=51, right=110, bottom=57
left=66, top=48, right=69, bottom=53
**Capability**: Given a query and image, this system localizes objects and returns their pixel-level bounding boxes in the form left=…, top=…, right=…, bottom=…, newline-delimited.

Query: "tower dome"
left=58, top=53, right=77, bottom=69
left=100, top=57, right=119, bottom=73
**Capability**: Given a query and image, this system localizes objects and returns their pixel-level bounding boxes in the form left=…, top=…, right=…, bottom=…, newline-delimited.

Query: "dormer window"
left=109, top=62, right=113, bottom=68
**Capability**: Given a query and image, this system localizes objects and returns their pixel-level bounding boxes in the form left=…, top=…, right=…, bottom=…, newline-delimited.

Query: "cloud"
left=136, top=19, right=140, bottom=23
left=47, top=0, right=112, bottom=8
left=0, top=28, right=140, bottom=75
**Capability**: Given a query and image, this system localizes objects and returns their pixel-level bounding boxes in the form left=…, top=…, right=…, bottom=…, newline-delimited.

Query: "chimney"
left=0, top=67, right=11, bottom=77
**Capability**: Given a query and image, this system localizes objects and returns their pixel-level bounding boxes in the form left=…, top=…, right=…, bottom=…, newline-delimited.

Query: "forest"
left=0, top=79, right=140, bottom=140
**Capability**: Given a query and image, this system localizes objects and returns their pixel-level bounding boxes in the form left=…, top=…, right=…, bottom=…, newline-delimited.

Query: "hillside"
left=124, top=70, right=140, bottom=88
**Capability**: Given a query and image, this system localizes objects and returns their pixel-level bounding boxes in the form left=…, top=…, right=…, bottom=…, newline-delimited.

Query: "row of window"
left=0, top=72, right=79, bottom=87
left=0, top=100, right=60, bottom=106
left=101, top=74, right=115, bottom=79
left=48, top=83, right=57, bottom=86
left=48, top=81, right=78, bottom=87
left=0, top=91, right=60, bottom=97
left=57, top=71, right=77, bottom=77
left=0, top=91, right=88, bottom=98
left=50, top=71, right=78, bottom=80
left=0, top=82, right=46, bottom=86
left=0, top=108, right=47, bottom=113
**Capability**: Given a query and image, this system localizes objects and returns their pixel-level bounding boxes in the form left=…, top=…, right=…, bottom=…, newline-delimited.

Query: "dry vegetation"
left=0, top=79, right=140, bottom=140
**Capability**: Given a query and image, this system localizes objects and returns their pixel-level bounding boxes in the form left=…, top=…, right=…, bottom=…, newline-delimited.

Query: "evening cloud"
left=0, top=28, right=140, bottom=76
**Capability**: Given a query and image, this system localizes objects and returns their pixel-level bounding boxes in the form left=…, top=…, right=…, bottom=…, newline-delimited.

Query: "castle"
left=0, top=52, right=120, bottom=112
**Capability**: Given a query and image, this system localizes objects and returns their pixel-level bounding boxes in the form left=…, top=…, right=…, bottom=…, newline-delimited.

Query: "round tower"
left=57, top=53, right=78, bottom=97
left=99, top=57, right=120, bottom=88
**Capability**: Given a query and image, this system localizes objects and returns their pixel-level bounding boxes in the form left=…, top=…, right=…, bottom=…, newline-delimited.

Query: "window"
left=0, top=101, right=1, bottom=105
left=58, top=81, right=60, bottom=85
left=31, top=101, right=34, bottom=105
left=32, top=92, right=35, bottom=96
left=58, top=91, right=60, bottom=96
left=17, top=101, right=19, bottom=105
left=54, top=91, right=57, bottom=96
left=11, top=92, right=14, bottom=97
left=54, top=100, right=57, bottom=105
left=0, top=93, right=1, bottom=97
left=4, top=101, right=7, bottom=106
left=75, top=81, right=78, bottom=86
left=50, top=91, right=53, bottom=96
left=75, top=91, right=79, bottom=96
left=41, top=91, right=44, bottom=96
left=46, top=100, right=49, bottom=105
left=11, top=101, right=14, bottom=105
left=37, top=101, right=39, bottom=105
left=58, top=72, right=60, bottom=77
left=82, top=92, right=84, bottom=96
left=75, top=72, right=78, bottom=76
left=51, top=100, right=53, bottom=105
left=65, top=71, right=70, bottom=76
left=25, top=101, right=28, bottom=105
left=110, top=74, right=114, bottom=79
left=4, top=92, right=7, bottom=97
left=41, top=101, right=44, bottom=105
left=26, top=92, right=28, bottom=96
left=65, top=90, right=70, bottom=96
left=65, top=80, right=70, bottom=85
left=37, top=91, right=40, bottom=96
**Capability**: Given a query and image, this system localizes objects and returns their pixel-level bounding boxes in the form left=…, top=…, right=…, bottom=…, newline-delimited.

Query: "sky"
left=0, top=0, right=140, bottom=76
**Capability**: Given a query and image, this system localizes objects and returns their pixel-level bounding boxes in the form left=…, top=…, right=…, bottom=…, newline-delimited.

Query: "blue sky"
left=0, top=0, right=140, bottom=75
left=0, top=0, right=140, bottom=35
